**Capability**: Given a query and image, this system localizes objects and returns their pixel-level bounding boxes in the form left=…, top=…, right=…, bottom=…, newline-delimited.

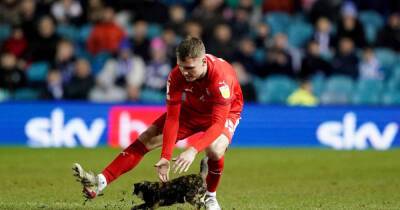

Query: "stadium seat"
left=147, top=24, right=162, bottom=39
left=320, top=75, right=354, bottom=104
left=78, top=24, right=92, bottom=43
left=90, top=52, right=111, bottom=75
left=0, top=89, right=11, bottom=101
left=359, top=11, right=384, bottom=29
left=352, top=79, right=383, bottom=105
left=359, top=11, right=384, bottom=44
left=27, top=62, right=49, bottom=82
left=140, top=88, right=165, bottom=103
left=288, top=21, right=313, bottom=48
left=13, top=88, right=40, bottom=100
left=375, top=48, right=397, bottom=73
left=0, top=24, right=11, bottom=42
left=382, top=90, right=400, bottom=105
left=310, top=74, right=325, bottom=98
left=386, top=77, right=400, bottom=92
left=56, top=24, right=79, bottom=41
left=264, top=12, right=291, bottom=35
left=258, top=75, right=297, bottom=104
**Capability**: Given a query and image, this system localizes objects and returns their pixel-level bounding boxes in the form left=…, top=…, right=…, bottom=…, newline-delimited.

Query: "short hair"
left=176, top=37, right=205, bottom=61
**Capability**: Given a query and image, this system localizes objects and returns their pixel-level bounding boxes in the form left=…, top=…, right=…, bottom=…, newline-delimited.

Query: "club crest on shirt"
left=219, top=83, right=230, bottom=99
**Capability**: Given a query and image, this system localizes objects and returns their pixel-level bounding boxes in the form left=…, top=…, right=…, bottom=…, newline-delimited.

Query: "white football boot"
left=72, top=163, right=103, bottom=199
left=205, top=194, right=221, bottom=210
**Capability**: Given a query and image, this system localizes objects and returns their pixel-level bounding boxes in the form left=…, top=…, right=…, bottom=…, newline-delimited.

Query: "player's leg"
left=73, top=114, right=166, bottom=199
left=203, top=134, right=229, bottom=210
left=204, top=117, right=239, bottom=210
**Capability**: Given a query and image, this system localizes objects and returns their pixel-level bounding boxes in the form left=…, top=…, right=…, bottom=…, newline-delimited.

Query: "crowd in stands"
left=0, top=0, right=400, bottom=105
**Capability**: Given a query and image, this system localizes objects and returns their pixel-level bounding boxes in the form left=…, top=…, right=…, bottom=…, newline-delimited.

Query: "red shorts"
left=152, top=111, right=240, bottom=143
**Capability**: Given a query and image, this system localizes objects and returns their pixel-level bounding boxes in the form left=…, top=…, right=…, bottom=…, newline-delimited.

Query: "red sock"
left=102, top=140, right=149, bottom=184
left=206, top=156, right=224, bottom=192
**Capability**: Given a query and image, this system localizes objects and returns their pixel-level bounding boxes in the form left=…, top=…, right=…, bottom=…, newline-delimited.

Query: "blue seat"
left=288, top=21, right=313, bottom=48
left=56, top=24, right=79, bottom=41
left=264, top=12, right=291, bottom=35
left=257, top=75, right=297, bottom=104
left=90, top=52, right=111, bottom=75
left=13, top=88, right=40, bottom=100
left=0, top=89, right=11, bottom=101
left=359, top=11, right=384, bottom=44
left=147, top=24, right=162, bottom=39
left=320, top=75, right=354, bottom=104
left=27, top=62, right=49, bottom=82
left=352, top=79, right=383, bottom=105
left=140, top=88, right=165, bottom=103
left=0, top=24, right=11, bottom=41
left=310, top=74, right=326, bottom=98
left=78, top=24, right=92, bottom=43
left=375, top=48, right=397, bottom=72
left=382, top=90, right=400, bottom=105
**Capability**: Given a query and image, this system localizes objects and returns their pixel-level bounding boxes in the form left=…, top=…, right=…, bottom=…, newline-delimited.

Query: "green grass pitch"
left=0, top=147, right=399, bottom=209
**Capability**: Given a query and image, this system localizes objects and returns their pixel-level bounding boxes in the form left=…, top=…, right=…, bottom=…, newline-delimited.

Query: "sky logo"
left=25, top=108, right=106, bottom=147
left=316, top=112, right=399, bottom=150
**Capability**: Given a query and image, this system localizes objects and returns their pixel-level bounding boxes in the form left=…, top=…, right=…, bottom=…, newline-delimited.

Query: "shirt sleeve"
left=191, top=77, right=233, bottom=151
left=161, top=72, right=183, bottom=160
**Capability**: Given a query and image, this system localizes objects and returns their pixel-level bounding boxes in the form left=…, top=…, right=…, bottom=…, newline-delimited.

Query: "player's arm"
left=191, top=103, right=230, bottom=152
left=155, top=72, right=182, bottom=182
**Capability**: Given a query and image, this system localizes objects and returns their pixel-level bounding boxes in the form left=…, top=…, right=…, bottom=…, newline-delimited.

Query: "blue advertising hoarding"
left=0, top=102, right=398, bottom=150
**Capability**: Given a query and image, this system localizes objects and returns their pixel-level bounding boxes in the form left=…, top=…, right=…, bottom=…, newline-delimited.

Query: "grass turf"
left=0, top=147, right=399, bottom=209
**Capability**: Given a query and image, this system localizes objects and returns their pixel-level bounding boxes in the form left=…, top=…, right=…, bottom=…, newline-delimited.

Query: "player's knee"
left=206, top=135, right=229, bottom=160
left=206, top=149, right=225, bottom=161
left=138, top=126, right=162, bottom=150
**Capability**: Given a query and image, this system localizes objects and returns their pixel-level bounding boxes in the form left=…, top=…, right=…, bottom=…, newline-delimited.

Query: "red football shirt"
left=161, top=54, right=244, bottom=160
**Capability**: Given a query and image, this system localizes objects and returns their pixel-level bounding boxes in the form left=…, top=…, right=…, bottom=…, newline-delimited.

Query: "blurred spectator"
left=129, top=0, right=168, bottom=24
left=299, top=41, right=331, bottom=79
left=237, top=0, right=262, bottom=26
left=41, top=70, right=63, bottom=100
left=130, top=20, right=150, bottom=62
left=161, top=27, right=179, bottom=65
left=52, top=39, right=76, bottom=84
left=376, top=13, right=400, bottom=52
left=191, top=0, right=225, bottom=41
left=90, top=40, right=145, bottom=102
left=19, top=0, right=39, bottom=42
left=0, top=0, right=20, bottom=25
left=233, top=37, right=257, bottom=75
left=51, top=0, right=83, bottom=25
left=332, top=38, right=359, bottom=79
left=287, top=79, right=318, bottom=106
left=28, top=16, right=60, bottom=62
left=84, top=0, right=105, bottom=23
left=208, top=23, right=235, bottom=61
left=166, top=4, right=186, bottom=37
left=358, top=47, right=383, bottom=80
left=0, top=53, right=26, bottom=92
left=309, top=0, right=341, bottom=23
left=87, top=7, right=125, bottom=55
left=64, top=58, right=94, bottom=100
left=258, top=33, right=294, bottom=78
left=232, top=62, right=256, bottom=102
left=230, top=6, right=251, bottom=39
left=262, top=0, right=298, bottom=14
left=143, top=37, right=171, bottom=94
left=335, top=2, right=366, bottom=49
left=312, top=17, right=334, bottom=56
left=1, top=25, right=28, bottom=59
left=183, top=20, right=203, bottom=39
left=253, top=22, right=271, bottom=48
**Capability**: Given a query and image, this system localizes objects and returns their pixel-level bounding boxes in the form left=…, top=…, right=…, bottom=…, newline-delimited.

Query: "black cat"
left=131, top=158, right=208, bottom=210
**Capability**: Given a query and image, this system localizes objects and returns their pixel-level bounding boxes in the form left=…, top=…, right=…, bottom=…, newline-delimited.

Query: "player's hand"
left=154, top=158, right=170, bottom=182
left=172, top=147, right=198, bottom=174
